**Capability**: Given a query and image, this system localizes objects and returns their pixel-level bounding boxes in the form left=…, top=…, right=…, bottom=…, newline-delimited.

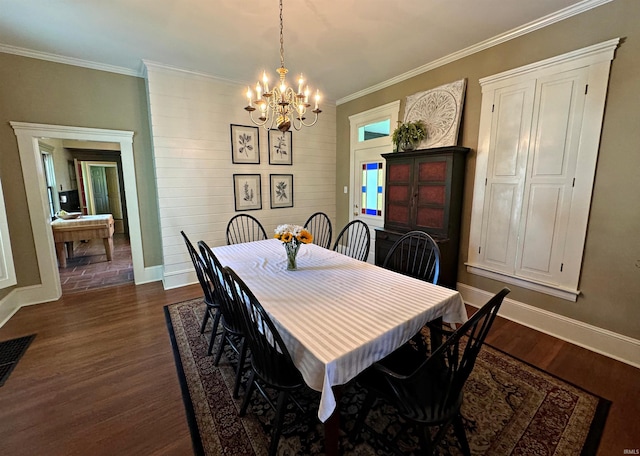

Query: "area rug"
left=0, top=334, right=36, bottom=387
left=165, top=298, right=610, bottom=456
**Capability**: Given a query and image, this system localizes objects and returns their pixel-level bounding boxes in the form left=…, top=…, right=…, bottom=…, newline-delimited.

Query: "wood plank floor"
left=0, top=282, right=638, bottom=455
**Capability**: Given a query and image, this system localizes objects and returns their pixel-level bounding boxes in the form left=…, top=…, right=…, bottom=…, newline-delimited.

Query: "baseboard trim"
left=0, top=284, right=56, bottom=327
left=457, top=283, right=640, bottom=368
left=163, top=268, right=198, bottom=290
left=0, top=290, right=21, bottom=328
left=136, top=265, right=164, bottom=285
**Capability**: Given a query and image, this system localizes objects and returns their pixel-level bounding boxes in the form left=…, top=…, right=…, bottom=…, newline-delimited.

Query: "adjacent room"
left=0, top=0, right=638, bottom=455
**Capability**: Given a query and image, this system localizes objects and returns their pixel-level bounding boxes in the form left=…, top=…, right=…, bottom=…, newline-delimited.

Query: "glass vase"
left=284, top=242, right=300, bottom=271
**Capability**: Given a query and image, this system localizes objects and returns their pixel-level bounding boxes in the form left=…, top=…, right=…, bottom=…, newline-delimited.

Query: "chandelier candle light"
left=244, top=0, right=321, bottom=132
left=274, top=224, right=313, bottom=270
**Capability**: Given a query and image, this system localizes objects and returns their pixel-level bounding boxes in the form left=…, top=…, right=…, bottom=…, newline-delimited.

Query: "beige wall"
left=336, top=0, right=640, bottom=339
left=0, top=53, right=162, bottom=293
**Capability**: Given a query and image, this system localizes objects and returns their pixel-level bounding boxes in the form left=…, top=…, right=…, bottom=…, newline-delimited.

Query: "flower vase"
left=285, top=242, right=300, bottom=271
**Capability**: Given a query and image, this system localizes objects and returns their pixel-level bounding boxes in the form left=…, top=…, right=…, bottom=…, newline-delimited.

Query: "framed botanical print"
left=231, top=124, right=260, bottom=164
left=233, top=174, right=262, bottom=211
left=268, top=129, right=293, bottom=165
left=269, top=174, right=293, bottom=209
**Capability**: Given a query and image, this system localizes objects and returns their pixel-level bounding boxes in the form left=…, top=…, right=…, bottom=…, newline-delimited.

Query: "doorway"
left=11, top=122, right=146, bottom=304
left=38, top=137, right=133, bottom=294
left=349, top=101, right=400, bottom=263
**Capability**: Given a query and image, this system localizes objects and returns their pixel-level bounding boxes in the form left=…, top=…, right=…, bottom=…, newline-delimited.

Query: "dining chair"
left=198, top=241, right=248, bottom=399
left=353, top=288, right=511, bottom=455
left=332, top=219, right=370, bottom=261
left=383, top=230, right=441, bottom=284
left=226, top=214, right=267, bottom=245
left=181, top=231, right=221, bottom=355
left=224, top=266, right=307, bottom=456
left=303, top=211, right=332, bottom=249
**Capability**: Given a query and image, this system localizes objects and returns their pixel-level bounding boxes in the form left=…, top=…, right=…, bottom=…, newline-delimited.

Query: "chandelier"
left=244, top=0, right=321, bottom=132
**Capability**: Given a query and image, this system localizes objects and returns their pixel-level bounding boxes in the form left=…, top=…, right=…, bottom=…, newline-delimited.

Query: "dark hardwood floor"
left=0, top=282, right=638, bottom=455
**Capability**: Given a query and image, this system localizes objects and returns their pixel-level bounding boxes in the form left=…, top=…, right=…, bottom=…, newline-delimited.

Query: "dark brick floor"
left=58, top=233, right=133, bottom=294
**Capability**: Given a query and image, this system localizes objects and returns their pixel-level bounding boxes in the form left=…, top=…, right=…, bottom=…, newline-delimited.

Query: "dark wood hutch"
left=375, top=146, right=469, bottom=288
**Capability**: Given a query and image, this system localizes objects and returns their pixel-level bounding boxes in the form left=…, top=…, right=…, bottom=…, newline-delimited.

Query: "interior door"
left=90, top=166, right=110, bottom=214
left=352, top=144, right=388, bottom=263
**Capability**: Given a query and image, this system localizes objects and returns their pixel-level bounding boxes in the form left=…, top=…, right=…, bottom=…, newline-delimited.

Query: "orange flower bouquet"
left=274, top=224, right=313, bottom=270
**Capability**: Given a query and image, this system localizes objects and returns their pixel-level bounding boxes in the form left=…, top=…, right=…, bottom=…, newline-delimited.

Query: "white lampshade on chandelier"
left=244, top=0, right=321, bottom=132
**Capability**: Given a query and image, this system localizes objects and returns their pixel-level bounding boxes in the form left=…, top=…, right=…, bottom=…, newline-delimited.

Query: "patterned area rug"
left=165, top=298, right=610, bottom=456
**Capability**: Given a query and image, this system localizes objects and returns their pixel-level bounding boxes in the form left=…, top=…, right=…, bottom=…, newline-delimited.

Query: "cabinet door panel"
left=530, top=74, right=579, bottom=176
left=419, top=160, right=447, bottom=181
left=387, top=204, right=410, bottom=225
left=516, top=69, right=586, bottom=284
left=417, top=207, right=445, bottom=229
left=493, top=89, right=531, bottom=177
left=388, top=163, right=412, bottom=181
left=518, top=184, right=561, bottom=275
left=420, top=185, right=445, bottom=205
left=479, top=81, right=535, bottom=273
left=482, top=183, right=519, bottom=270
left=415, top=156, right=451, bottom=235
left=388, top=185, right=410, bottom=202
left=385, top=161, right=413, bottom=230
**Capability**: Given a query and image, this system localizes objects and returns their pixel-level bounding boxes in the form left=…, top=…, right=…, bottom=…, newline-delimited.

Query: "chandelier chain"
left=279, top=0, right=285, bottom=69
left=243, top=0, right=321, bottom=132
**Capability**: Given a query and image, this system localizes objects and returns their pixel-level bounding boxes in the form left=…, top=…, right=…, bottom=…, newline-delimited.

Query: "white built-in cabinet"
left=467, top=39, right=619, bottom=301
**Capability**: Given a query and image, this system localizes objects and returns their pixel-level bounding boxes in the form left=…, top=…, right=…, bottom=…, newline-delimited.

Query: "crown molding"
left=336, top=0, right=614, bottom=105
left=141, top=59, right=242, bottom=85
left=0, top=43, right=141, bottom=77
left=0, top=0, right=614, bottom=103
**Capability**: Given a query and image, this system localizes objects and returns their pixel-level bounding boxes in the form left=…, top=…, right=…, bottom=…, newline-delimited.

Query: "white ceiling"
left=0, top=0, right=606, bottom=102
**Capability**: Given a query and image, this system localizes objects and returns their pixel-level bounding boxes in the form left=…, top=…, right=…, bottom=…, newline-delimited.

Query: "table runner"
left=212, top=239, right=467, bottom=421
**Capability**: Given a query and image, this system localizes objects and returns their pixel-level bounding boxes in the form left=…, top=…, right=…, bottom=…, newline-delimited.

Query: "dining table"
left=211, top=238, right=468, bottom=455
left=51, top=214, right=115, bottom=268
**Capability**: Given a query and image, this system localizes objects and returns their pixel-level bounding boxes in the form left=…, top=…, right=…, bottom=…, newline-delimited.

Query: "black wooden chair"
left=353, top=288, right=511, bottom=455
left=332, top=219, right=370, bottom=261
left=226, top=214, right=267, bottom=245
left=303, top=211, right=332, bottom=249
left=383, top=230, right=441, bottom=284
left=181, top=231, right=220, bottom=355
left=198, top=241, right=248, bottom=399
left=224, top=266, right=307, bottom=456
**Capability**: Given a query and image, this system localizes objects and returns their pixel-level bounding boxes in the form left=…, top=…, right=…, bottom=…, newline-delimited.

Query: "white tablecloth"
left=212, top=238, right=467, bottom=422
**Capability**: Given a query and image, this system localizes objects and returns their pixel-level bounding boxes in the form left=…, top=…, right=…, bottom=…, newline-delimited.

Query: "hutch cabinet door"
left=414, top=155, right=453, bottom=237
left=384, top=157, right=414, bottom=232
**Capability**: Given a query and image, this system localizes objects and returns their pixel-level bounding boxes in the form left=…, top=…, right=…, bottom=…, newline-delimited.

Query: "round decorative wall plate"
left=403, top=79, right=466, bottom=149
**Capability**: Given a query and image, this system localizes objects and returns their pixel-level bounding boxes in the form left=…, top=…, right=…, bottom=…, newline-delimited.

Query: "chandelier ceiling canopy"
left=244, top=0, right=321, bottom=132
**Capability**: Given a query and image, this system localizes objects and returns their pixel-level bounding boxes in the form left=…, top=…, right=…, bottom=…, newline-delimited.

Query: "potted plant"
left=392, top=120, right=427, bottom=151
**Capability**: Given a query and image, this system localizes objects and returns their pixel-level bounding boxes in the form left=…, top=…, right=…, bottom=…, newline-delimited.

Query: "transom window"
left=358, top=120, right=390, bottom=142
